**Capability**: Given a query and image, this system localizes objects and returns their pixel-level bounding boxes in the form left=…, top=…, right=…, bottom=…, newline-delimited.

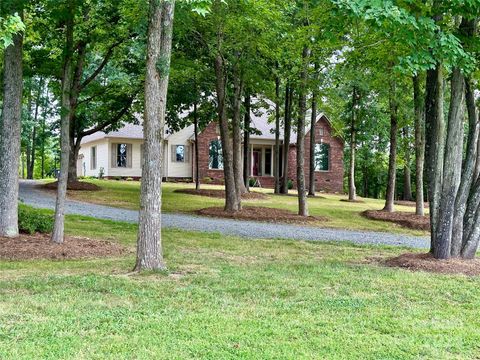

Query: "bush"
left=126, top=177, right=134, bottom=181
left=249, top=178, right=256, bottom=187
left=288, top=179, right=294, bottom=190
left=18, top=204, right=54, bottom=234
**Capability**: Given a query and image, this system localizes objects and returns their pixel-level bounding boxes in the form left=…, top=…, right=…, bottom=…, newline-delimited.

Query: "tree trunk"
left=425, top=64, right=446, bottom=254
left=403, top=127, right=413, bottom=201
left=348, top=86, right=357, bottom=201
left=281, top=85, right=292, bottom=194
left=193, top=102, right=200, bottom=190
left=413, top=75, right=425, bottom=216
left=215, top=52, right=239, bottom=212
left=27, top=77, right=44, bottom=180
left=135, top=0, right=175, bottom=271
left=27, top=126, right=37, bottom=179
left=68, top=145, right=78, bottom=182
left=297, top=46, right=310, bottom=216
left=0, top=6, right=23, bottom=238
left=274, top=75, right=281, bottom=194
left=243, top=92, right=251, bottom=191
left=451, top=76, right=478, bottom=257
left=433, top=67, right=465, bottom=259
left=232, top=67, right=246, bottom=200
left=383, top=79, right=398, bottom=213
left=308, top=92, right=316, bottom=196
left=51, top=0, right=74, bottom=244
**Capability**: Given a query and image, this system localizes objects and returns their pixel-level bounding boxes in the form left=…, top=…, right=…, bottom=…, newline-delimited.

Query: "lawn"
left=0, top=214, right=478, bottom=359
left=63, top=179, right=428, bottom=236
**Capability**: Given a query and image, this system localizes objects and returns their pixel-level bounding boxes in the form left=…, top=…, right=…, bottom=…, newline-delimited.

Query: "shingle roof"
left=81, top=122, right=144, bottom=144
left=81, top=100, right=332, bottom=145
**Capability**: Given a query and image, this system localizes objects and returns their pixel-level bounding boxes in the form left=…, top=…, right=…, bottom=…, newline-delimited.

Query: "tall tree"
left=135, top=0, right=175, bottom=271
left=0, top=0, right=24, bottom=238
left=297, top=46, right=310, bottom=216
left=51, top=0, right=75, bottom=244
left=383, top=77, right=398, bottom=213
left=413, top=75, right=425, bottom=215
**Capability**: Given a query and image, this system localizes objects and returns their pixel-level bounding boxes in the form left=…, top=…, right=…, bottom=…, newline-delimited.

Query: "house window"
left=209, top=139, right=223, bottom=170
left=264, top=148, right=272, bottom=175
left=90, top=146, right=97, bottom=170
left=112, top=143, right=132, bottom=168
left=318, top=127, right=325, bottom=137
left=117, top=144, right=128, bottom=167
left=314, top=143, right=330, bottom=171
left=174, top=145, right=185, bottom=162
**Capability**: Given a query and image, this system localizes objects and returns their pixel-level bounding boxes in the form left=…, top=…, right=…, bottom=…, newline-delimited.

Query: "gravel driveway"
left=19, top=180, right=430, bottom=249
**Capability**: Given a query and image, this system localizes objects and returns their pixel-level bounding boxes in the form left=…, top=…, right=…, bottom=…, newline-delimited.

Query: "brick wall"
left=195, top=117, right=344, bottom=193
left=196, top=122, right=225, bottom=184
left=285, top=116, right=344, bottom=193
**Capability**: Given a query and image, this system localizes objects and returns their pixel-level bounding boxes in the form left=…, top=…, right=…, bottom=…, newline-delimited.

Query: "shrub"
left=203, top=177, right=213, bottom=183
left=249, top=178, right=256, bottom=187
left=288, top=179, right=294, bottom=190
left=98, top=167, right=105, bottom=179
left=18, top=204, right=54, bottom=234
left=126, top=177, right=134, bottom=181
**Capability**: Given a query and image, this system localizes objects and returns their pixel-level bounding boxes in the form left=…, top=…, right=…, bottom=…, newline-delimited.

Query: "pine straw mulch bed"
left=0, top=233, right=130, bottom=260
left=394, top=200, right=429, bottom=208
left=41, top=180, right=100, bottom=191
left=197, top=206, right=326, bottom=225
left=174, top=189, right=268, bottom=200
left=379, top=253, right=480, bottom=276
left=362, top=210, right=430, bottom=231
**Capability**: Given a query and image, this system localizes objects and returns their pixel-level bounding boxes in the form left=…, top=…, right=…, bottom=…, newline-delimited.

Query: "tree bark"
left=433, top=68, right=465, bottom=259
left=193, top=102, right=200, bottom=190
left=0, top=4, right=23, bottom=238
left=27, top=126, right=37, bottom=179
left=308, top=92, right=316, bottom=196
left=383, top=79, right=398, bottom=213
left=215, top=52, right=239, bottom=212
left=232, top=66, right=246, bottom=199
left=413, top=75, right=425, bottom=216
left=243, top=92, right=251, bottom=191
left=281, top=85, right=293, bottom=194
left=27, top=77, right=44, bottom=179
left=451, top=76, right=478, bottom=257
left=52, top=0, right=75, bottom=244
left=296, top=46, right=310, bottom=216
left=134, top=0, right=175, bottom=271
left=425, top=64, right=446, bottom=254
left=402, top=127, right=412, bottom=201
left=274, top=75, right=281, bottom=194
left=348, top=86, right=357, bottom=201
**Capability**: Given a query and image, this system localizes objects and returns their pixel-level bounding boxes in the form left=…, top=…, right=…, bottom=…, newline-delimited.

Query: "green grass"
left=0, top=214, right=478, bottom=359
left=66, top=179, right=428, bottom=236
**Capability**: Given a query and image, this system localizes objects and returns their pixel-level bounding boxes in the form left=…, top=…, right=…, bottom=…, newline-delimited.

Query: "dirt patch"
left=42, top=181, right=100, bottom=191
left=362, top=210, right=430, bottom=231
left=395, top=200, right=429, bottom=208
left=382, top=253, right=480, bottom=276
left=0, top=233, right=129, bottom=260
left=197, top=206, right=326, bottom=224
left=174, top=189, right=268, bottom=200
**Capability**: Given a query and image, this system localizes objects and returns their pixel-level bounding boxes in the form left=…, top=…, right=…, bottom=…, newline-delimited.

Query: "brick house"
left=79, top=106, right=344, bottom=193
left=196, top=111, right=344, bottom=193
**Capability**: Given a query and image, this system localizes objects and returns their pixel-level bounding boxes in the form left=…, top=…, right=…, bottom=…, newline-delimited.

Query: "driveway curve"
left=19, top=180, right=430, bottom=249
